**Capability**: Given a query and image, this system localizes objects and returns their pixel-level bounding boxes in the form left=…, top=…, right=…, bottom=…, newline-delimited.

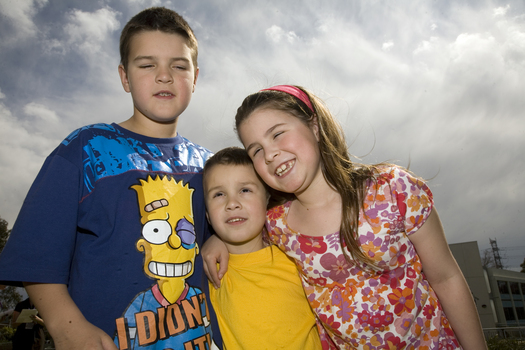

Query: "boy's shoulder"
left=175, top=135, right=214, bottom=162
left=61, top=123, right=117, bottom=147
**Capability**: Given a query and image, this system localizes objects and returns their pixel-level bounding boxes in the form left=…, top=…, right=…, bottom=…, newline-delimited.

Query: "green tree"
left=0, top=216, right=22, bottom=311
left=0, top=216, right=10, bottom=253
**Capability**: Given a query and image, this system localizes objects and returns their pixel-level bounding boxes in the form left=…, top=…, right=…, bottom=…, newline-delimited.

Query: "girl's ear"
left=312, top=116, right=320, bottom=142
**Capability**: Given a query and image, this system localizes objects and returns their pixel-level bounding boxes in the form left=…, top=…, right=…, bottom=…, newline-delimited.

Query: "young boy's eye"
left=273, top=131, right=283, bottom=139
left=241, top=188, right=251, bottom=193
left=212, top=192, right=224, bottom=198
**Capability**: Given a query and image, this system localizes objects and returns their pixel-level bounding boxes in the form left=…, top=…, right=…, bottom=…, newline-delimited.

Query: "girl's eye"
left=252, top=148, right=261, bottom=157
left=241, top=188, right=251, bottom=193
left=273, top=131, right=283, bottom=139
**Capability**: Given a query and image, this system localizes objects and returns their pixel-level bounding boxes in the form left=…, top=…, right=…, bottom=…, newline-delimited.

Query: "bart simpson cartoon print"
left=114, top=175, right=218, bottom=350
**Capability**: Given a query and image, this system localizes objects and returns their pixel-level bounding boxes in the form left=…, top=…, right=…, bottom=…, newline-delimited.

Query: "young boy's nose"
left=226, top=197, right=242, bottom=210
left=156, top=66, right=173, bottom=83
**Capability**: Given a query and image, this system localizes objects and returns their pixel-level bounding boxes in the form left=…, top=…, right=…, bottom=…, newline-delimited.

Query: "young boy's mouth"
left=226, top=217, right=246, bottom=224
left=275, top=160, right=295, bottom=177
left=155, top=91, right=174, bottom=97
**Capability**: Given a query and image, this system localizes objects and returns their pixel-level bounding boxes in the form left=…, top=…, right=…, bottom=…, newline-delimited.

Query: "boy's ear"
left=192, top=67, right=199, bottom=93
left=118, top=64, right=131, bottom=93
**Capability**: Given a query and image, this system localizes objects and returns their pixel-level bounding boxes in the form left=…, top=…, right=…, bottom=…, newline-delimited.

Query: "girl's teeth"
left=276, top=161, right=293, bottom=176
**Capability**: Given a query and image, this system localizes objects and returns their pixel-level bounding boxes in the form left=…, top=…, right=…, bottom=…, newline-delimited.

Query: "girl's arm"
left=408, top=209, right=487, bottom=350
left=201, top=234, right=229, bottom=288
left=24, top=283, right=118, bottom=350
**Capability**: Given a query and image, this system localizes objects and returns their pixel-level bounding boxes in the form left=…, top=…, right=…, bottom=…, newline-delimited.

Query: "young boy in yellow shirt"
left=203, top=147, right=321, bottom=349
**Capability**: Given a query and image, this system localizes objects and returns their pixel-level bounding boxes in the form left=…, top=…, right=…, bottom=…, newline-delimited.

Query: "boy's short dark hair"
left=119, top=7, right=198, bottom=71
left=203, top=147, right=254, bottom=182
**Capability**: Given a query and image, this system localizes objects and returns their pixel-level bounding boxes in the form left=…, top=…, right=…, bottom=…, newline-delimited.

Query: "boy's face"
left=205, top=164, right=268, bottom=254
left=119, top=30, right=198, bottom=126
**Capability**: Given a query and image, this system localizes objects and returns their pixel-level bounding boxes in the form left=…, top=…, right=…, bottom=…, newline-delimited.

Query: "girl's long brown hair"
left=235, top=86, right=384, bottom=267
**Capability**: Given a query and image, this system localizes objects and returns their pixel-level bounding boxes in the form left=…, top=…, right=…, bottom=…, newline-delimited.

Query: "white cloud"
left=0, top=88, right=5, bottom=99
left=265, top=25, right=298, bottom=44
left=23, top=102, right=58, bottom=121
left=494, top=5, right=510, bottom=17
left=382, top=41, right=394, bottom=51
left=64, top=7, right=121, bottom=56
left=0, top=0, right=48, bottom=39
left=0, top=100, right=60, bottom=225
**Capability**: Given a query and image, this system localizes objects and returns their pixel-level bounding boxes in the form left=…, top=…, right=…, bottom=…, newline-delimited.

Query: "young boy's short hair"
left=203, top=147, right=254, bottom=181
left=119, top=7, right=198, bottom=71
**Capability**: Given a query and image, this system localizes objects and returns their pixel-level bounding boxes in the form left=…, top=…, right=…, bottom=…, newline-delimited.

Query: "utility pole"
left=489, top=238, right=503, bottom=269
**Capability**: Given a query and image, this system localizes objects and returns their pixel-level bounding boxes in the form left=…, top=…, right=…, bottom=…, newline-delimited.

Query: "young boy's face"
left=205, top=164, right=268, bottom=254
left=119, top=30, right=198, bottom=126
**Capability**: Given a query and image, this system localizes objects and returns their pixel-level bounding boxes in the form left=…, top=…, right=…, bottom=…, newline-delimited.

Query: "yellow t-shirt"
left=209, top=246, right=321, bottom=350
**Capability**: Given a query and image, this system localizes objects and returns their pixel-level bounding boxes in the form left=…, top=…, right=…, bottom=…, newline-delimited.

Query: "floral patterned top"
left=266, top=167, right=460, bottom=349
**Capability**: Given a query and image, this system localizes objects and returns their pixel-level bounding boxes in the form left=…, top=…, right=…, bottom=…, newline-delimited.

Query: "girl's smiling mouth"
left=275, top=160, right=295, bottom=177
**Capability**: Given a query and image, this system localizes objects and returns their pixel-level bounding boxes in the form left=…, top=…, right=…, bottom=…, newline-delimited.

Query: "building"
left=450, top=241, right=525, bottom=329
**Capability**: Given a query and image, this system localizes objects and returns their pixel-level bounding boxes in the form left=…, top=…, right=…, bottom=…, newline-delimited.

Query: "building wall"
left=486, top=267, right=525, bottom=327
left=449, top=241, right=496, bottom=328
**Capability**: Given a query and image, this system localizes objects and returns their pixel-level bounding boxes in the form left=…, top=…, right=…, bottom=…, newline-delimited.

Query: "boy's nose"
left=226, top=198, right=241, bottom=210
left=156, top=68, right=173, bottom=83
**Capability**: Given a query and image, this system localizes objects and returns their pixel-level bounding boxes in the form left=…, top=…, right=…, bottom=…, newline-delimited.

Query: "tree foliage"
left=481, top=248, right=496, bottom=269
left=0, top=216, right=10, bottom=254
left=0, top=216, right=22, bottom=311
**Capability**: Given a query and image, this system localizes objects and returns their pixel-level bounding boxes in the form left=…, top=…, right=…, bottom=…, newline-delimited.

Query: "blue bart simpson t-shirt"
left=0, top=123, right=221, bottom=349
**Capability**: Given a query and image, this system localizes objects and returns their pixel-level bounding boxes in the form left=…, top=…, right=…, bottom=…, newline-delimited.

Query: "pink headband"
left=260, top=85, right=314, bottom=113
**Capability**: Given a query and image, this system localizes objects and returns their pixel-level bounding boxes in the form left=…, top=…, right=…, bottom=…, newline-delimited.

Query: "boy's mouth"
left=227, top=217, right=246, bottom=224
left=275, top=160, right=295, bottom=177
left=155, top=91, right=174, bottom=97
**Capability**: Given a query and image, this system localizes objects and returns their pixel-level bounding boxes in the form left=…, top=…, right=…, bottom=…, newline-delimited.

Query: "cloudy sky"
left=0, top=0, right=524, bottom=270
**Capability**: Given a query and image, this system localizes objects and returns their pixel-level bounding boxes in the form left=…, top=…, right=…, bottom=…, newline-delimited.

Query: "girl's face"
left=238, top=108, right=323, bottom=196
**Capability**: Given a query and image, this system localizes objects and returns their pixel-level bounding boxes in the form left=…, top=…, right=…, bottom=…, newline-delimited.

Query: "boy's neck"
left=225, top=231, right=266, bottom=255
left=119, top=116, right=179, bottom=138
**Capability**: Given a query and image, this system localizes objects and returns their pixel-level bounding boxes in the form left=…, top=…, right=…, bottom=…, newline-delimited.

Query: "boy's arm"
left=201, top=234, right=229, bottom=288
left=408, top=210, right=487, bottom=350
left=24, top=283, right=118, bottom=350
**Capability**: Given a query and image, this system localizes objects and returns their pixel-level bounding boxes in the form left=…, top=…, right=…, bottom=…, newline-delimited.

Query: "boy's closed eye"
left=211, top=191, right=224, bottom=198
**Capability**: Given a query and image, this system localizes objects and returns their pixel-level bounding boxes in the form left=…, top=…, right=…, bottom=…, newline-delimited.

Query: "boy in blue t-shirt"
left=0, top=7, right=221, bottom=350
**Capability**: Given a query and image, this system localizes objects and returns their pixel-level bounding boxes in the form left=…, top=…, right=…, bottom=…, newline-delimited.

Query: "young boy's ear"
left=192, top=67, right=199, bottom=93
left=118, top=64, right=131, bottom=93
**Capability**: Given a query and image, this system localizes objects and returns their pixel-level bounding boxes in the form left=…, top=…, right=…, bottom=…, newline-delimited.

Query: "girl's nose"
left=265, top=149, right=279, bottom=164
